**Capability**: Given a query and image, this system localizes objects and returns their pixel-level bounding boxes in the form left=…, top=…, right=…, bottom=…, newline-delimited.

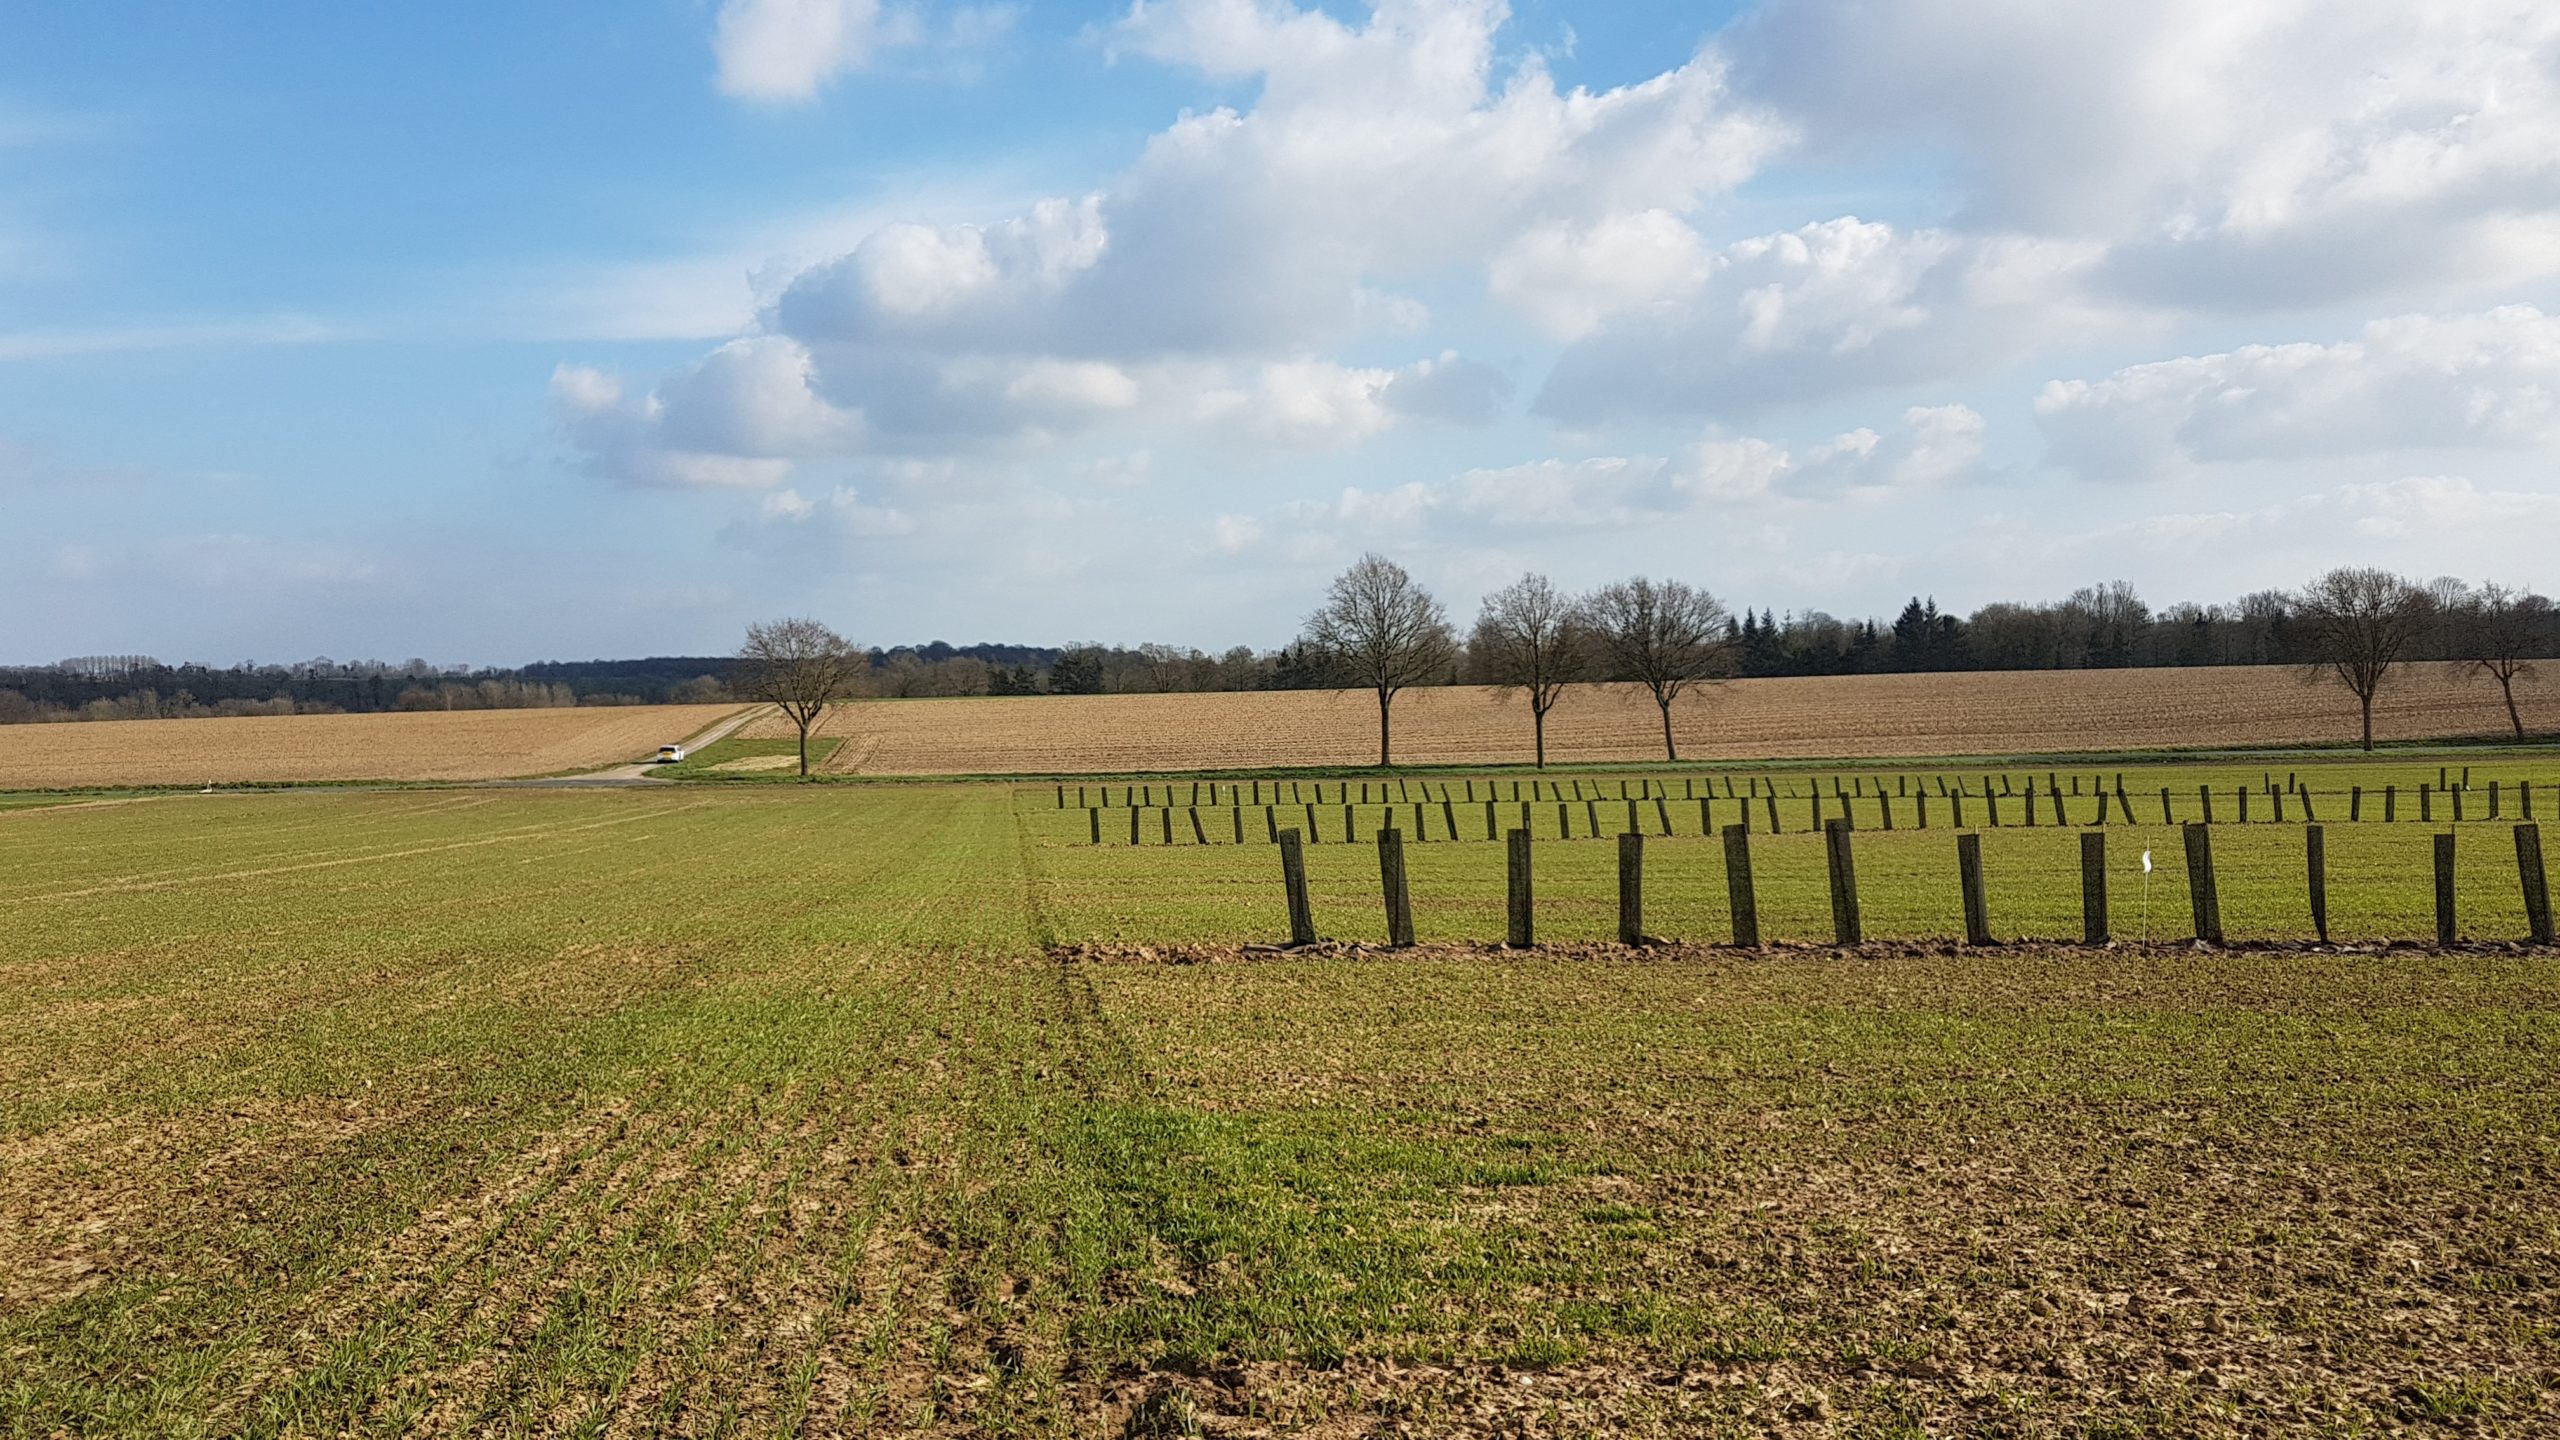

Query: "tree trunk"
left=1377, top=687, right=1392, bottom=768
left=2360, top=693, right=2373, bottom=752
left=797, top=717, right=811, bottom=777
left=1659, top=696, right=1678, bottom=762
left=1533, top=705, right=1546, bottom=769
left=2502, top=674, right=2524, bottom=738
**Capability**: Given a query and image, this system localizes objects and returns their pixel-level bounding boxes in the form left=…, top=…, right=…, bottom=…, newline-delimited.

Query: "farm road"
left=506, top=704, right=770, bottom=788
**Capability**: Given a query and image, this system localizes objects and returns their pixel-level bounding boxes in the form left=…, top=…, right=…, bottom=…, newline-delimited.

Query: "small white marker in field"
left=2140, top=850, right=2154, bottom=941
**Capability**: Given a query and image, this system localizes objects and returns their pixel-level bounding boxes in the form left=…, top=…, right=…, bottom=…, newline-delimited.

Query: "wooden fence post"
left=2521, top=781, right=2534, bottom=821
left=1233, top=806, right=1245, bottom=844
left=1626, top=797, right=1641, bottom=835
left=1656, top=796, right=1673, bottom=836
left=2300, top=790, right=2316, bottom=822
left=1189, top=808, right=1207, bottom=845
left=1723, top=824, right=1760, bottom=948
left=1880, top=793, right=1896, bottom=831
left=1304, top=803, right=1320, bottom=843
left=2051, top=787, right=2066, bottom=827
left=1986, top=791, right=2001, bottom=827
left=2490, top=781, right=2502, bottom=819
left=1916, top=792, right=1929, bottom=829
left=2351, top=785, right=2362, bottom=821
left=1764, top=794, right=1781, bottom=833
left=1952, top=792, right=1966, bottom=827
left=2385, top=784, right=2397, bottom=822
left=2270, top=788, right=2285, bottom=823
left=2239, top=788, right=2250, bottom=824
left=1089, top=808, right=1101, bottom=845
left=1278, top=830, right=1316, bottom=946
left=2023, top=783, right=2038, bottom=828
left=2093, top=789, right=2111, bottom=826
left=2306, top=824, right=2328, bottom=943
left=1377, top=826, right=1414, bottom=948
left=2435, top=831, right=2458, bottom=945
left=2454, top=786, right=2466, bottom=823
left=2518, top=824, right=2554, bottom=945
left=1506, top=828, right=1534, bottom=947
left=1130, top=807, right=1142, bottom=845
left=2080, top=832, right=2109, bottom=945
left=2200, top=786, right=2214, bottom=824
left=2160, top=786, right=2173, bottom=824
left=2421, top=784, right=2433, bottom=823
left=1824, top=818, right=1862, bottom=945
left=1958, top=832, right=1991, bottom=946
left=1618, top=832, right=1645, bottom=945
left=2183, top=823, right=2223, bottom=945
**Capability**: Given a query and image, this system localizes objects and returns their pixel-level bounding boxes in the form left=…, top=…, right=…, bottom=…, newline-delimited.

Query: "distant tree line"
left=8, top=574, right=2552, bottom=740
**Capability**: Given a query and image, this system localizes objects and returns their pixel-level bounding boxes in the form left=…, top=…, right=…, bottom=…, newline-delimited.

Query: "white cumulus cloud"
left=2037, top=306, right=2560, bottom=479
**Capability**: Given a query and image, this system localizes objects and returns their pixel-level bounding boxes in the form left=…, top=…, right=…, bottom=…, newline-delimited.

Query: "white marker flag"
left=2141, top=850, right=2154, bottom=873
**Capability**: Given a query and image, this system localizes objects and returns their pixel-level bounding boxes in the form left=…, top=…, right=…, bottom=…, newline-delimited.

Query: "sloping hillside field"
left=0, top=704, right=743, bottom=788
left=760, top=665, right=2547, bottom=774
left=5, top=783, right=2555, bottom=1435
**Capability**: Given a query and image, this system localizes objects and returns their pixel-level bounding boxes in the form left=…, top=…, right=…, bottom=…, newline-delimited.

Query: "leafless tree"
left=1471, top=573, right=1588, bottom=768
left=1580, top=577, right=1731, bottom=761
left=2292, top=568, right=2432, bottom=751
left=2449, top=581, right=2551, bottom=739
left=736, top=618, right=862, bottom=777
left=1303, top=553, right=1457, bottom=767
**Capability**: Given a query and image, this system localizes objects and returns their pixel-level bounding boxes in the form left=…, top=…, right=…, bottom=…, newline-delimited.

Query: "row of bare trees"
left=1303, top=555, right=1733, bottom=767
left=737, top=562, right=2542, bottom=777
left=1309, top=558, right=2544, bottom=766
left=2294, top=569, right=2550, bottom=750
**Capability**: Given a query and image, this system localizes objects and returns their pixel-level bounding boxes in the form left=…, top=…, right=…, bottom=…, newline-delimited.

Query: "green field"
left=5, top=783, right=2557, bottom=1436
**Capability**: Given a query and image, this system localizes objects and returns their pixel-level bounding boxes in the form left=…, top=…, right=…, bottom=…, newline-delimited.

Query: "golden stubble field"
left=0, top=704, right=744, bottom=787
left=754, top=664, right=2544, bottom=774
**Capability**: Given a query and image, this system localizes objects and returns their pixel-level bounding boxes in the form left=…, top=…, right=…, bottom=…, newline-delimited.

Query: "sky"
left=5, top=0, right=2560, bottom=666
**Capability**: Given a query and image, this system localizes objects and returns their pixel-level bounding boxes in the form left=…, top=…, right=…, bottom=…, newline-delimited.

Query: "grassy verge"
left=649, top=735, right=842, bottom=779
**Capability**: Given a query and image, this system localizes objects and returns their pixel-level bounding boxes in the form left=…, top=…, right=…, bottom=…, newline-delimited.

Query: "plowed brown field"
left=1, top=705, right=743, bottom=787
left=747, top=665, right=2545, bottom=773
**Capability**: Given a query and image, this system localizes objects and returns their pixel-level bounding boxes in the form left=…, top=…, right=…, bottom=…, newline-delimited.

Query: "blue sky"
left=7, top=0, right=2559, bottom=665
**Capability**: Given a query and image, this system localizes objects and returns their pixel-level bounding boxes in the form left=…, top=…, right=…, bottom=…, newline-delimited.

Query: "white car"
left=655, top=745, right=686, bottom=763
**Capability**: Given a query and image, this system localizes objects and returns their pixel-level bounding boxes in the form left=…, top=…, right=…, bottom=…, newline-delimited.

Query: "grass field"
left=0, top=704, right=745, bottom=789
left=749, top=666, right=2552, bottom=774
left=6, top=783, right=2556, bottom=1436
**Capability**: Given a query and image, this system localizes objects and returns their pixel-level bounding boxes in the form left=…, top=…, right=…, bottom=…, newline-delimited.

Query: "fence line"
left=1070, top=777, right=2552, bottom=845
left=1234, top=820, right=2553, bottom=950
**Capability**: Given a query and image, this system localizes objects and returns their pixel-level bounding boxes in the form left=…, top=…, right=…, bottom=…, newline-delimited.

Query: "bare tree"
left=2292, top=568, right=2432, bottom=751
left=1471, top=573, right=1587, bottom=768
left=1581, top=577, right=1731, bottom=761
left=1303, top=554, right=1457, bottom=767
left=2450, top=581, right=2551, bottom=739
left=736, top=618, right=862, bottom=777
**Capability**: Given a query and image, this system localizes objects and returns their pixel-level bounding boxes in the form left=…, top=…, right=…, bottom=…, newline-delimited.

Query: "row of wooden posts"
left=1262, top=820, right=2558, bottom=950
left=1079, top=779, right=2542, bottom=846
left=1061, top=767, right=2526, bottom=812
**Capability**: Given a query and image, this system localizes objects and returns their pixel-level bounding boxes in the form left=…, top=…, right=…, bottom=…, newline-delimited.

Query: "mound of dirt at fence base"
left=1047, top=937, right=2559, bottom=965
